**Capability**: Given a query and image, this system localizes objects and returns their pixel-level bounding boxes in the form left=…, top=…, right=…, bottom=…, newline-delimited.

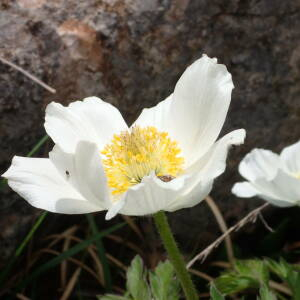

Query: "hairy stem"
left=153, top=211, right=199, bottom=300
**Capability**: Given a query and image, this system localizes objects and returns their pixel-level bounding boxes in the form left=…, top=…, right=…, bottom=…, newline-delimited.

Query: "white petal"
left=232, top=182, right=258, bottom=198
left=166, top=130, right=245, bottom=211
left=254, top=169, right=300, bottom=205
left=239, top=149, right=280, bottom=181
left=232, top=180, right=293, bottom=207
left=169, top=54, right=234, bottom=166
left=280, top=140, right=300, bottom=174
left=49, top=141, right=111, bottom=210
left=107, top=129, right=245, bottom=218
left=2, top=156, right=101, bottom=213
left=132, top=94, right=173, bottom=131
left=165, top=178, right=213, bottom=211
left=45, top=97, right=128, bottom=153
left=113, top=172, right=212, bottom=217
left=105, top=199, right=126, bottom=220
left=118, top=172, right=185, bottom=216
left=187, top=129, right=246, bottom=180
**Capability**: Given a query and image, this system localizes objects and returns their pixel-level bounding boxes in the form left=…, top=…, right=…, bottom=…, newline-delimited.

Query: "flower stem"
left=153, top=211, right=199, bottom=300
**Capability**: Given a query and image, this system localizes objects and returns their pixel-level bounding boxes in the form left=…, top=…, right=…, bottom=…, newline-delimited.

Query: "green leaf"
left=266, top=258, right=300, bottom=299
left=285, top=267, right=300, bottom=300
left=210, top=283, right=225, bottom=300
left=126, top=255, right=151, bottom=300
left=97, top=294, right=130, bottom=300
left=214, top=259, right=269, bottom=296
left=214, top=273, right=259, bottom=295
left=234, top=259, right=269, bottom=284
left=150, top=260, right=180, bottom=300
left=265, top=258, right=289, bottom=279
left=259, top=285, right=277, bottom=300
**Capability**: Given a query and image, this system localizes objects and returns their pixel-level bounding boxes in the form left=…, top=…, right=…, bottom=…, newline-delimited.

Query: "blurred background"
left=0, top=0, right=300, bottom=299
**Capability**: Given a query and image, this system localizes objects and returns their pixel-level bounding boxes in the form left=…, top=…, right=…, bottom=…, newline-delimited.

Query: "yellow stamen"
left=101, top=126, right=184, bottom=195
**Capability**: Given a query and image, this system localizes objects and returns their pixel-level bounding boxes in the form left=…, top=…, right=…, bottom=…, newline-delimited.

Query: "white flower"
left=3, top=54, right=245, bottom=220
left=232, top=140, right=300, bottom=207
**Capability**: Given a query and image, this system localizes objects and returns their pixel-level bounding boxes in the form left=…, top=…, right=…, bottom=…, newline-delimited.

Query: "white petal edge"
left=280, top=140, right=300, bottom=174
left=117, top=172, right=186, bottom=216
left=238, top=148, right=280, bottom=182
left=232, top=181, right=294, bottom=207
left=105, top=129, right=245, bottom=218
left=2, top=156, right=102, bottom=214
left=132, top=94, right=173, bottom=132
left=106, top=171, right=213, bottom=218
left=168, top=54, right=234, bottom=167
left=186, top=129, right=246, bottom=181
left=166, top=129, right=245, bottom=211
left=49, top=141, right=111, bottom=210
left=232, top=181, right=258, bottom=198
left=254, top=169, right=300, bottom=205
left=45, top=96, right=128, bottom=153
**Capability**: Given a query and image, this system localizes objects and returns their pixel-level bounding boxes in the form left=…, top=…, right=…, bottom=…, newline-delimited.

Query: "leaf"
left=150, top=260, right=180, bottom=300
left=210, top=283, right=225, bottom=300
left=97, top=295, right=129, bottom=300
left=126, top=255, right=151, bottom=300
left=214, top=273, right=259, bottom=295
left=235, top=259, right=269, bottom=284
left=214, top=259, right=269, bottom=296
left=266, top=258, right=300, bottom=299
left=265, top=258, right=289, bottom=279
left=259, top=285, right=277, bottom=300
left=285, top=266, right=300, bottom=300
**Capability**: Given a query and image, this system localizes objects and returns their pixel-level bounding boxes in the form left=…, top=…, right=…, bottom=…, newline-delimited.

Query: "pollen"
left=101, top=126, right=184, bottom=195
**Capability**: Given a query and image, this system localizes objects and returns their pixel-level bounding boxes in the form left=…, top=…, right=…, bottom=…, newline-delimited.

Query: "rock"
left=0, top=0, right=300, bottom=258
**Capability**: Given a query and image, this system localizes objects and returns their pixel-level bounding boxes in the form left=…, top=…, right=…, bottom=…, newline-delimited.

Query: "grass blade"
left=17, top=222, right=125, bottom=290
left=0, top=212, right=47, bottom=285
left=87, top=214, right=112, bottom=291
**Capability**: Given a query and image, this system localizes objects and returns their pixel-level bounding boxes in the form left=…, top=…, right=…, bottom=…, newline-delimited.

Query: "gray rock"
left=0, top=0, right=299, bottom=258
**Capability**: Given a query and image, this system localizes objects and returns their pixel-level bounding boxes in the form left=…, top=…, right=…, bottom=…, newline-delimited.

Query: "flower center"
left=101, top=126, right=184, bottom=195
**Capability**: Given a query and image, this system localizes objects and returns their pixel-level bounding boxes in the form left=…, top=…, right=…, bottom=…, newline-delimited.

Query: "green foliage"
left=266, top=258, right=300, bottom=300
left=126, top=256, right=151, bottom=300
left=214, top=273, right=258, bottom=295
left=258, top=285, right=277, bottom=300
left=150, top=260, right=180, bottom=300
left=98, top=255, right=181, bottom=300
left=214, top=259, right=267, bottom=295
left=210, top=283, right=225, bottom=300
left=214, top=258, right=300, bottom=299
left=235, top=259, right=269, bottom=284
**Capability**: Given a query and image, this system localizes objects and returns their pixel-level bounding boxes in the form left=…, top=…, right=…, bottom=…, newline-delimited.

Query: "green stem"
left=153, top=211, right=199, bottom=300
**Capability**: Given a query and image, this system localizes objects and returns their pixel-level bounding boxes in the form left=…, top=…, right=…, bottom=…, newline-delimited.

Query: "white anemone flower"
left=3, top=54, right=245, bottom=220
left=232, top=140, right=300, bottom=207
